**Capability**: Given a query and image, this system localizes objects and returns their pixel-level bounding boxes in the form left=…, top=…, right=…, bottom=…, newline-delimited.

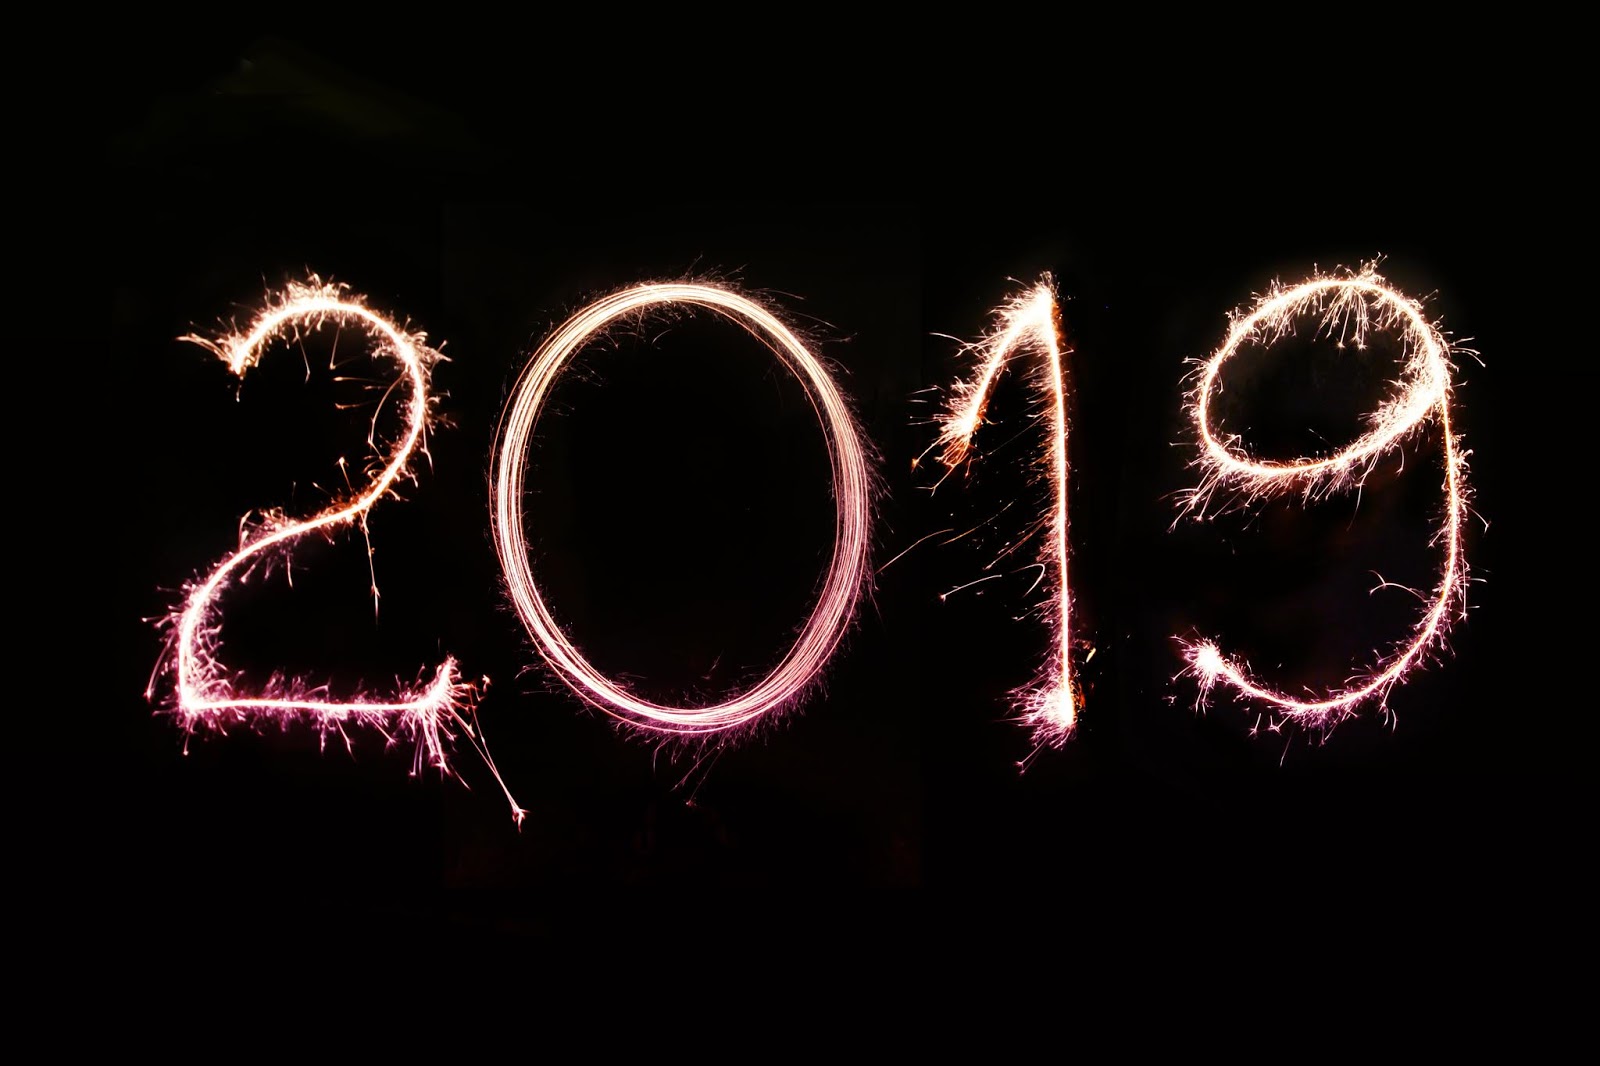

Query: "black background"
left=76, top=33, right=1559, bottom=948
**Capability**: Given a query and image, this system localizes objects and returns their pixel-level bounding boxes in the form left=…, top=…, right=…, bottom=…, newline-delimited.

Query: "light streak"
left=492, top=282, right=872, bottom=736
left=151, top=277, right=523, bottom=823
left=1178, top=264, right=1471, bottom=729
left=926, top=279, right=1079, bottom=749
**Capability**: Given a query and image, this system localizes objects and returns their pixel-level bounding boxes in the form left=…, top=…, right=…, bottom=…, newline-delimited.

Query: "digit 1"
left=926, top=277, right=1081, bottom=753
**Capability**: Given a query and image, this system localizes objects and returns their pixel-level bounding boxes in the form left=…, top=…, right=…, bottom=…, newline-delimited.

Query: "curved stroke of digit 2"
left=151, top=277, right=523, bottom=823
left=927, top=278, right=1079, bottom=750
left=1179, top=264, right=1471, bottom=729
left=492, top=282, right=872, bottom=736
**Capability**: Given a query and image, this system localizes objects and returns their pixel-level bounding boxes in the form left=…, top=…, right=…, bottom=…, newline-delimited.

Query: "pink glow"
left=927, top=279, right=1079, bottom=750
left=151, top=277, right=523, bottom=823
left=1178, top=264, right=1472, bottom=729
left=492, top=282, right=873, bottom=737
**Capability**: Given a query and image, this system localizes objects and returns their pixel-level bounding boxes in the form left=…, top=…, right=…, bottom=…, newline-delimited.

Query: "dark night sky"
left=64, top=31, right=1573, bottom=952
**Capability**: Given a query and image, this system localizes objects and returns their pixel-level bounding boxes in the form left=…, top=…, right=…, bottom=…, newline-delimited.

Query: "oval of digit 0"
left=492, top=282, right=873, bottom=737
left=1179, top=264, right=1472, bottom=730
left=153, top=277, right=522, bottom=822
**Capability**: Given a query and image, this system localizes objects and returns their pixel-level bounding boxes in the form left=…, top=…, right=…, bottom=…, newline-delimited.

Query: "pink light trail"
left=1179, top=265, right=1471, bottom=729
left=151, top=277, right=523, bottom=823
left=927, top=278, right=1080, bottom=749
left=492, top=282, right=872, bottom=737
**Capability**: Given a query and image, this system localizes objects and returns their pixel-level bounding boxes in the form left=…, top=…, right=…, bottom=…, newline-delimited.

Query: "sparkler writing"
left=492, top=282, right=872, bottom=736
left=1178, top=265, right=1471, bottom=729
left=927, top=279, right=1080, bottom=749
left=151, top=277, right=523, bottom=822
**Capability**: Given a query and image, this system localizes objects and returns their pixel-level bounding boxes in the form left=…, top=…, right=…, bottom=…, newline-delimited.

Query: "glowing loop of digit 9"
left=155, top=278, right=522, bottom=821
left=492, top=282, right=872, bottom=735
left=1181, top=267, right=1470, bottom=727
left=933, top=279, right=1079, bottom=749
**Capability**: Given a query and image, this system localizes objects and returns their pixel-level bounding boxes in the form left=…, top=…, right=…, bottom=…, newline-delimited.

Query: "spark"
left=491, top=282, right=872, bottom=736
left=940, top=574, right=1004, bottom=600
left=1177, top=263, right=1471, bottom=730
left=153, top=276, right=523, bottom=823
left=929, top=278, right=1079, bottom=749
left=876, top=527, right=955, bottom=574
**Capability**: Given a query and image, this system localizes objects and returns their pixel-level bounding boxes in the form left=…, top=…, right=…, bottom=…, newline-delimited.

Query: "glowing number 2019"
left=152, top=278, right=521, bottom=820
left=491, top=282, right=873, bottom=736
left=1178, top=267, right=1470, bottom=727
left=930, top=279, right=1080, bottom=749
left=151, top=263, right=1475, bottom=807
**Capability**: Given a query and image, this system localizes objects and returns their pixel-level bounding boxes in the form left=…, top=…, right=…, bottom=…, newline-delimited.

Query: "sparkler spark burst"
left=1178, top=264, right=1471, bottom=729
left=928, top=278, right=1080, bottom=749
left=151, top=277, right=523, bottom=823
left=492, top=282, right=872, bottom=736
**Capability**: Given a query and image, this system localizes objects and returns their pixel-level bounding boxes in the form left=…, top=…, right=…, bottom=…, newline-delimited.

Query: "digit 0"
left=491, top=282, right=872, bottom=736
